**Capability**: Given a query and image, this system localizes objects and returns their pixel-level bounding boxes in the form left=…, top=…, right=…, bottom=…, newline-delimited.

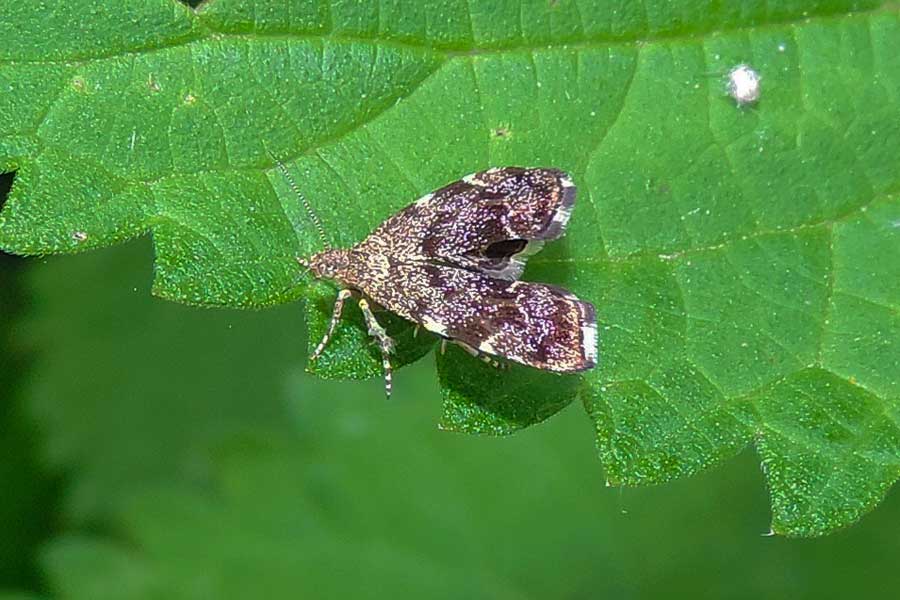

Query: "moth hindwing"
left=277, top=165, right=598, bottom=397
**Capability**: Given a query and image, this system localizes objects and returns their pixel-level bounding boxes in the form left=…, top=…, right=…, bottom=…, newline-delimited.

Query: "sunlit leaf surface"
left=1, top=0, right=898, bottom=535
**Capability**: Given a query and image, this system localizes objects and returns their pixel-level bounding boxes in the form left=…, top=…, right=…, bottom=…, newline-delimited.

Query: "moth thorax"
left=308, top=248, right=352, bottom=281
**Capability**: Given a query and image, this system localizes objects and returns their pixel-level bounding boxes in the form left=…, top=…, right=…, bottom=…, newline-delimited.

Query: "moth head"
left=305, top=248, right=351, bottom=282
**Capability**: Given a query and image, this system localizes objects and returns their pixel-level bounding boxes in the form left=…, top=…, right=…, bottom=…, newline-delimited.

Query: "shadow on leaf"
left=437, top=345, right=583, bottom=435
left=304, top=282, right=436, bottom=382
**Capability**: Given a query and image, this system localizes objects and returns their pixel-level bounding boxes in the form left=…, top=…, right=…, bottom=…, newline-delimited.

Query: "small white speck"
left=727, top=64, right=761, bottom=106
left=72, top=231, right=88, bottom=242
left=777, top=43, right=786, bottom=52
left=590, top=111, right=596, bottom=117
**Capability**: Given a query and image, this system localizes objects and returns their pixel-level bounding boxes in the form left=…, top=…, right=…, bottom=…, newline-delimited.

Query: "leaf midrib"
left=2, top=4, right=894, bottom=66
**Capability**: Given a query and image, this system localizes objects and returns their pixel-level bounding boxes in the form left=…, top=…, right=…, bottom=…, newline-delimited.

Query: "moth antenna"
left=267, top=151, right=331, bottom=250
left=288, top=266, right=313, bottom=292
left=294, top=259, right=312, bottom=281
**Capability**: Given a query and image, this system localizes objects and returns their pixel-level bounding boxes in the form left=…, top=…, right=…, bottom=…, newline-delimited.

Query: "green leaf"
left=41, top=446, right=527, bottom=600
left=17, top=239, right=305, bottom=521
left=0, top=594, right=45, bottom=600
left=437, top=346, right=581, bottom=434
left=16, top=236, right=900, bottom=599
left=1, top=1, right=899, bottom=535
left=33, top=414, right=900, bottom=599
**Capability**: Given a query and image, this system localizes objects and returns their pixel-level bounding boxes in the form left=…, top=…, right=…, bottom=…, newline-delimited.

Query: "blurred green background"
left=2, top=171, right=899, bottom=598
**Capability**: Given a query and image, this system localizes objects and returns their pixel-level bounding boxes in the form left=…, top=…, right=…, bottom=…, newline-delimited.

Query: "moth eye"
left=484, top=239, right=528, bottom=259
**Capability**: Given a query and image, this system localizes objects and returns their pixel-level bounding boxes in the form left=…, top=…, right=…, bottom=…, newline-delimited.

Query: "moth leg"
left=455, top=340, right=505, bottom=369
left=310, top=288, right=354, bottom=361
left=358, top=298, right=396, bottom=398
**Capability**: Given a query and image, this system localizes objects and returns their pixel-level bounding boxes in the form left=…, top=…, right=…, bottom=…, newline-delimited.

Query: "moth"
left=273, top=161, right=598, bottom=397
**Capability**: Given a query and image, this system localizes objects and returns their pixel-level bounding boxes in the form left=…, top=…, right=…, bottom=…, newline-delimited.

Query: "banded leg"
left=310, top=288, right=353, bottom=361
left=455, top=340, right=505, bottom=369
left=358, top=298, right=396, bottom=398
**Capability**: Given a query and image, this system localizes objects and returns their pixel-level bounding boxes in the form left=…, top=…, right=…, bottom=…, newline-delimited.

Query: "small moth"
left=273, top=162, right=598, bottom=397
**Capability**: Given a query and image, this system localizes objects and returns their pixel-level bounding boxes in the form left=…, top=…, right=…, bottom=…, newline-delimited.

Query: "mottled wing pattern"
left=361, top=261, right=597, bottom=372
left=360, top=167, right=576, bottom=280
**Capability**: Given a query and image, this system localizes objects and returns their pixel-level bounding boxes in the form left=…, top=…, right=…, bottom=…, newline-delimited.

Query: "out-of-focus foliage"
left=0, top=238, right=893, bottom=599
left=0, top=173, right=59, bottom=593
left=1, top=0, right=899, bottom=534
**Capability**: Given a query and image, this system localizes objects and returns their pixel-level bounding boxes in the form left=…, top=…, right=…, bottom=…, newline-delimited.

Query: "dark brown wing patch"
left=360, top=167, right=576, bottom=280
left=460, top=167, right=576, bottom=241
left=360, top=261, right=597, bottom=373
